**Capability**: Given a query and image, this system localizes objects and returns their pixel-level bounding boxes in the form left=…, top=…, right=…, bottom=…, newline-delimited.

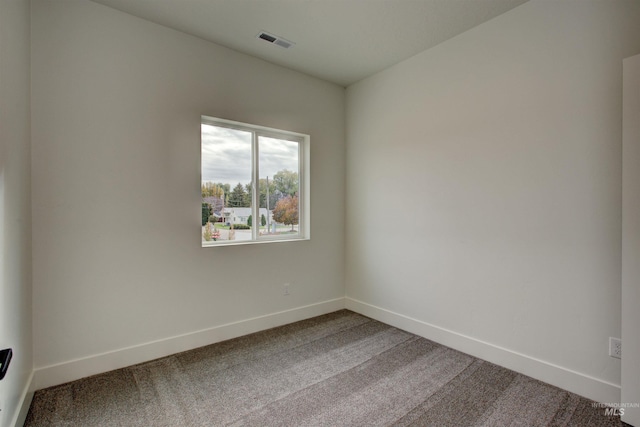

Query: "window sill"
left=201, top=236, right=310, bottom=248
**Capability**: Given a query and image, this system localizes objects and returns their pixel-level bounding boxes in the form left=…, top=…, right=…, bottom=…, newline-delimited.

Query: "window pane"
left=258, top=136, right=300, bottom=238
left=200, top=115, right=308, bottom=247
left=201, top=124, right=253, bottom=243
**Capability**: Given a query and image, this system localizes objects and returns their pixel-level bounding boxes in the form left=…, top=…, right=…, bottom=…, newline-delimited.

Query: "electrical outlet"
left=283, top=283, right=290, bottom=296
left=609, top=337, right=622, bottom=359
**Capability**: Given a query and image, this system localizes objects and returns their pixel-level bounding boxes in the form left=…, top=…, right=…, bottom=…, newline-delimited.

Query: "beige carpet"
left=24, top=310, right=623, bottom=426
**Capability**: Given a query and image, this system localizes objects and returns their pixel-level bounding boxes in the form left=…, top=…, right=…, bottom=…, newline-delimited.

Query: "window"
left=201, top=116, right=309, bottom=246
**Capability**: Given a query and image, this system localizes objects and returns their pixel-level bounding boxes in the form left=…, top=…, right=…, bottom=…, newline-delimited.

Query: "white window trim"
left=201, top=115, right=310, bottom=247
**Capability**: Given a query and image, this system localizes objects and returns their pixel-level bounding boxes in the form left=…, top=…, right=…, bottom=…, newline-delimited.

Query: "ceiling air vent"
left=257, top=31, right=294, bottom=49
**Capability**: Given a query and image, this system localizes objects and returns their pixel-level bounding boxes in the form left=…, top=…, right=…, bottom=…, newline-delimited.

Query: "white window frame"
left=201, top=115, right=310, bottom=247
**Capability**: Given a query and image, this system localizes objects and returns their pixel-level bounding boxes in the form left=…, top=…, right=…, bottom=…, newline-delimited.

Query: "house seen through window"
left=201, top=116, right=309, bottom=246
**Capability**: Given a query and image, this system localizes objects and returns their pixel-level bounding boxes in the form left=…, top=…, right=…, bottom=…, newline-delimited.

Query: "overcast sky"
left=201, top=124, right=298, bottom=186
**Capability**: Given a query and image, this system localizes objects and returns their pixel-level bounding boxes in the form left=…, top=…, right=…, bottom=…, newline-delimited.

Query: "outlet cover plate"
left=609, top=337, right=622, bottom=359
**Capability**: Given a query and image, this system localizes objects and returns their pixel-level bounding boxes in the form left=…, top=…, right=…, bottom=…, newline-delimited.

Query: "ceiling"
left=89, top=0, right=529, bottom=87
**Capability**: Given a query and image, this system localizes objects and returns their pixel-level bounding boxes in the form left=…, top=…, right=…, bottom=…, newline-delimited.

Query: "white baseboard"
left=10, top=370, right=34, bottom=427
left=34, top=298, right=345, bottom=391
left=32, top=297, right=619, bottom=406
left=345, top=297, right=620, bottom=405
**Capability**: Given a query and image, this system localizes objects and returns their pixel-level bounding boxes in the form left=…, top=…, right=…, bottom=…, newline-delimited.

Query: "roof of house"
left=223, top=207, right=271, bottom=217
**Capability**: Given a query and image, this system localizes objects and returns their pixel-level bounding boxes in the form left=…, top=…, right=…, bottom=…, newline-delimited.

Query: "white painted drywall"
left=0, top=0, right=33, bottom=424
left=346, top=0, right=640, bottom=402
left=622, top=53, right=640, bottom=427
left=31, top=0, right=345, bottom=377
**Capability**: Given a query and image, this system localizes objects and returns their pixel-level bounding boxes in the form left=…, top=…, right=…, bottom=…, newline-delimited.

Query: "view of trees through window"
left=201, top=120, right=302, bottom=244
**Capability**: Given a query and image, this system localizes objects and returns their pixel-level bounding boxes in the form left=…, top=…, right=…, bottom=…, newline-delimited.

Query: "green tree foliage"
left=261, top=214, right=267, bottom=227
left=228, top=182, right=249, bottom=207
left=202, top=203, right=211, bottom=226
left=258, top=178, right=278, bottom=209
left=247, top=214, right=252, bottom=227
left=203, top=168, right=296, bottom=211
left=201, top=182, right=226, bottom=198
left=273, top=170, right=299, bottom=198
left=244, top=183, right=252, bottom=207
left=272, top=195, right=299, bottom=231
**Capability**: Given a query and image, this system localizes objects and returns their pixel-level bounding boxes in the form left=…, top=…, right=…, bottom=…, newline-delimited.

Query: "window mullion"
left=298, top=139, right=304, bottom=236
left=252, top=132, right=259, bottom=241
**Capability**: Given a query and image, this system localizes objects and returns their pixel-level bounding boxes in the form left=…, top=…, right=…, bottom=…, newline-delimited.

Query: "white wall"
left=622, top=53, right=640, bottom=426
left=31, top=0, right=345, bottom=387
left=346, top=0, right=640, bottom=403
left=0, top=0, right=33, bottom=425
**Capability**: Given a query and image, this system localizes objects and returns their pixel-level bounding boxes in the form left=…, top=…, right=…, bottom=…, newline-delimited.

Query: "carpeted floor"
left=24, top=310, right=623, bottom=426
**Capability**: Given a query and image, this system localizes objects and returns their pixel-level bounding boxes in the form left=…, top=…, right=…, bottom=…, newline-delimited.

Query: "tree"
left=201, top=182, right=225, bottom=198
left=261, top=214, right=267, bottom=227
left=202, top=182, right=226, bottom=215
left=202, top=196, right=224, bottom=215
left=202, top=203, right=211, bottom=226
left=228, top=182, right=249, bottom=207
left=272, top=195, right=298, bottom=231
left=273, top=170, right=299, bottom=198
left=201, top=182, right=231, bottom=204
left=201, top=182, right=230, bottom=206
left=258, top=178, right=278, bottom=209
left=219, top=183, right=231, bottom=205
left=244, top=183, right=252, bottom=207
left=247, top=214, right=252, bottom=227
